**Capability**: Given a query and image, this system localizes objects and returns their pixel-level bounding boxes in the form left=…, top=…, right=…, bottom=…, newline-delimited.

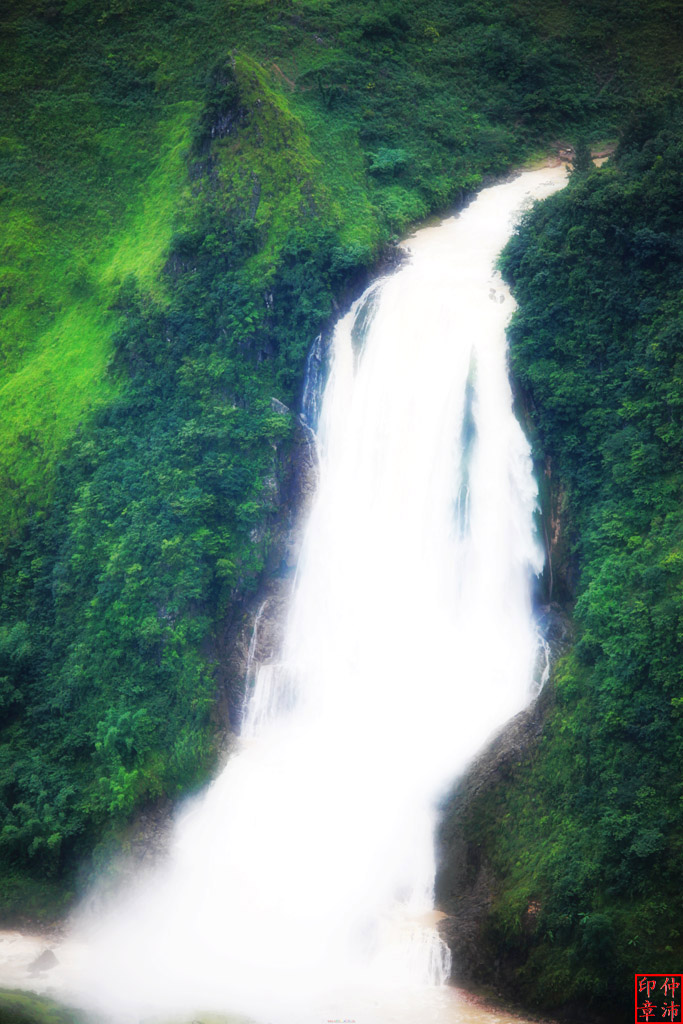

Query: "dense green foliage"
left=0, top=43, right=344, bottom=913
left=0, top=990, right=85, bottom=1024
left=1, top=0, right=682, bottom=923
left=456, top=102, right=683, bottom=1016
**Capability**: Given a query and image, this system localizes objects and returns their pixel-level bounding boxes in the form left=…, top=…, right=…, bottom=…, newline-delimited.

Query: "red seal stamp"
left=636, top=976, right=683, bottom=1022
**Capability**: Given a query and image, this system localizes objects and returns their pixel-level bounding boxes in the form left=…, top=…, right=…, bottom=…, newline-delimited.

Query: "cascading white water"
left=69, top=166, right=567, bottom=1024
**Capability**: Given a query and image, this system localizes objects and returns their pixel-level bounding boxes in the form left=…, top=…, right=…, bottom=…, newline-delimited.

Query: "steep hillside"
left=437, top=101, right=683, bottom=1020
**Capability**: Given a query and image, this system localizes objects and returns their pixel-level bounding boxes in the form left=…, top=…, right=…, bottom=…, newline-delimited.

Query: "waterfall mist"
left=69, top=166, right=567, bottom=1024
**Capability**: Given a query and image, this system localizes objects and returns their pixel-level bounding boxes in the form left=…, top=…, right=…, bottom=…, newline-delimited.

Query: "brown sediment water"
left=303, top=986, right=550, bottom=1024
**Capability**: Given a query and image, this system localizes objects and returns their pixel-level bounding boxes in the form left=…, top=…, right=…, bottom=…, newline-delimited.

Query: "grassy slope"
left=0, top=0, right=596, bottom=533
left=4, top=0, right=678, bottom=534
left=1, top=3, right=195, bottom=533
left=1, top=0, right=681, bottom=939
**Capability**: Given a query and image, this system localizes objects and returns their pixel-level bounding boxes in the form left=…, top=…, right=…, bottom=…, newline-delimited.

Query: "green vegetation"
left=0, top=990, right=85, bottom=1024
left=1, top=0, right=682, bottom=941
left=448, top=100, right=683, bottom=1017
left=0, top=989, right=251, bottom=1024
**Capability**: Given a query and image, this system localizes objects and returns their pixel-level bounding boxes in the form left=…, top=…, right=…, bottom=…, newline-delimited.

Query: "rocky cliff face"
left=209, top=406, right=320, bottom=746
left=435, top=684, right=553, bottom=987
left=537, top=456, right=578, bottom=607
left=435, top=606, right=572, bottom=993
left=100, top=403, right=321, bottom=885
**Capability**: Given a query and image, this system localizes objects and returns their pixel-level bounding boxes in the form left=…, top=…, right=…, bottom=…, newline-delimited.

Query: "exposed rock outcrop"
left=209, top=408, right=320, bottom=743
left=538, top=456, right=578, bottom=605
left=28, top=948, right=59, bottom=975
left=435, top=608, right=572, bottom=986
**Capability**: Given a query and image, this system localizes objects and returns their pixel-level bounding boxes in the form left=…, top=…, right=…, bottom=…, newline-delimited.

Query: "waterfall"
left=71, top=166, right=567, bottom=1024
left=300, top=332, right=329, bottom=431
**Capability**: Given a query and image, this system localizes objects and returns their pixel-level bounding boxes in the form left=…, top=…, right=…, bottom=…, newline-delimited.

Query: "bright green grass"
left=0, top=101, right=197, bottom=537
left=100, top=109, right=196, bottom=300
left=291, top=101, right=382, bottom=249
left=0, top=300, right=115, bottom=534
left=0, top=17, right=374, bottom=539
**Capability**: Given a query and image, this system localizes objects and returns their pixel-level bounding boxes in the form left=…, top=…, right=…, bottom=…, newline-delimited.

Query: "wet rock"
left=300, top=333, right=331, bottom=430
left=435, top=683, right=556, bottom=985
left=74, top=798, right=177, bottom=899
left=27, top=948, right=58, bottom=974
left=535, top=603, right=573, bottom=659
left=209, top=414, right=319, bottom=735
left=122, top=801, right=175, bottom=863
